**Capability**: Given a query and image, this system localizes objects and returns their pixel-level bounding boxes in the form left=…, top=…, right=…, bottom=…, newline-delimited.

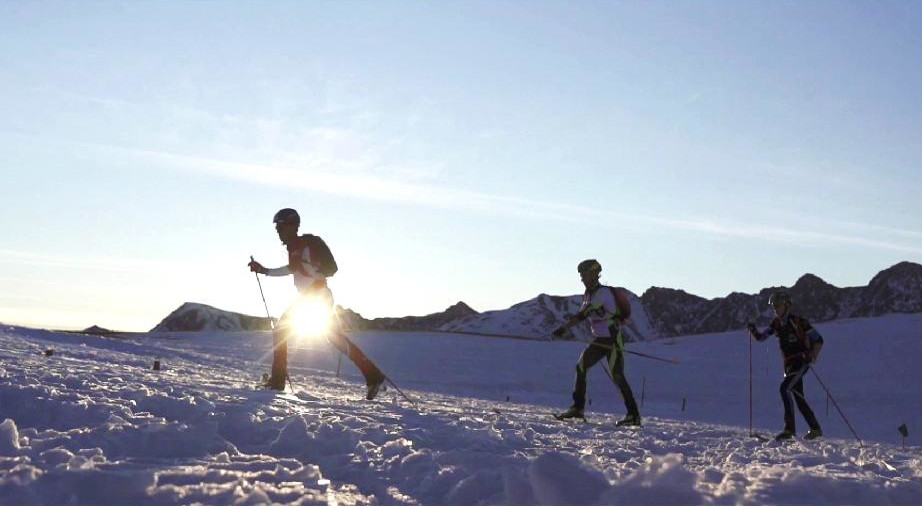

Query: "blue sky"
left=1, top=1, right=921, bottom=331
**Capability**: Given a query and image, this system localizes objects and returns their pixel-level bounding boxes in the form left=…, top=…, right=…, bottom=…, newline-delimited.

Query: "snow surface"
left=1, top=314, right=921, bottom=505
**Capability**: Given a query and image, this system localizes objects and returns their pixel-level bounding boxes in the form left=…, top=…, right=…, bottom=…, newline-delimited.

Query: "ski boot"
left=554, top=406, right=586, bottom=421
left=259, top=372, right=286, bottom=391
left=774, top=429, right=795, bottom=441
left=616, top=413, right=642, bottom=427
left=804, top=428, right=823, bottom=440
left=256, top=373, right=272, bottom=389
left=366, top=373, right=387, bottom=400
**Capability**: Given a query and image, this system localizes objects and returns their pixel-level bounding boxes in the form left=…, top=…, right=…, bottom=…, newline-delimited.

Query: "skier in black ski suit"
left=248, top=208, right=386, bottom=399
left=552, top=259, right=641, bottom=426
left=748, top=291, right=824, bottom=441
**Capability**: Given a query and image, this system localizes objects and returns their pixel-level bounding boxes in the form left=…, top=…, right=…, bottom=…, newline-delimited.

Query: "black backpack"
left=302, top=234, right=338, bottom=277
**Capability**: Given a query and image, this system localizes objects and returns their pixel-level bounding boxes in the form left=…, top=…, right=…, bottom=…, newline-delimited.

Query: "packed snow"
left=1, top=314, right=921, bottom=505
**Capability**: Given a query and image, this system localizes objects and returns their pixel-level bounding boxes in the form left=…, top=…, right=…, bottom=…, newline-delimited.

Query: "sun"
left=287, top=296, right=333, bottom=339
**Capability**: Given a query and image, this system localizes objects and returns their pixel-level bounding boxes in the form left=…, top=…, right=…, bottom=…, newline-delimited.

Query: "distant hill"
left=152, top=262, right=922, bottom=339
left=339, top=302, right=478, bottom=332
left=82, top=325, right=114, bottom=335
left=151, top=303, right=274, bottom=332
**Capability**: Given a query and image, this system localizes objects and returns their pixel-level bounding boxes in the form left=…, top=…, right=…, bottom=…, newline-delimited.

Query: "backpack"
left=302, top=234, right=338, bottom=277
left=608, top=286, right=632, bottom=320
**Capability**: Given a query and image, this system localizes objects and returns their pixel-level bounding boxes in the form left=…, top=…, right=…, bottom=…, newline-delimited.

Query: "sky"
left=1, top=1, right=921, bottom=331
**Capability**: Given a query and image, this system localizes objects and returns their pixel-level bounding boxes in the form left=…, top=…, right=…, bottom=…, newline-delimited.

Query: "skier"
left=248, top=208, right=386, bottom=399
left=748, top=291, right=824, bottom=441
left=552, top=259, right=641, bottom=426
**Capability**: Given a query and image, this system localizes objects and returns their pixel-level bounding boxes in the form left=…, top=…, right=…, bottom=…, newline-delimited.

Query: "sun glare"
left=288, top=296, right=332, bottom=338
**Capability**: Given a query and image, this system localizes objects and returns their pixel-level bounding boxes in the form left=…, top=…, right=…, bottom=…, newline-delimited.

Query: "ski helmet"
left=273, top=208, right=300, bottom=227
left=577, top=259, right=602, bottom=276
left=768, top=291, right=792, bottom=307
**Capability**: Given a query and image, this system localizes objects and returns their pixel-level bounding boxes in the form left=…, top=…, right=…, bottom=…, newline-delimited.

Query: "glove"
left=747, top=323, right=760, bottom=338
left=805, top=350, right=819, bottom=365
left=551, top=326, right=568, bottom=340
left=248, top=260, right=267, bottom=274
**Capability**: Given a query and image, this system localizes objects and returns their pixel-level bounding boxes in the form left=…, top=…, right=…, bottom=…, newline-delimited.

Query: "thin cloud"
left=0, top=249, right=178, bottom=272
left=77, top=140, right=922, bottom=256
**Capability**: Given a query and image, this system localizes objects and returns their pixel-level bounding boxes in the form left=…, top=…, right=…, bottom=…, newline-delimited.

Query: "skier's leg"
left=326, top=332, right=384, bottom=384
left=308, top=286, right=385, bottom=383
left=269, top=308, right=292, bottom=390
left=779, top=365, right=807, bottom=433
left=792, top=373, right=821, bottom=431
left=573, top=343, right=606, bottom=409
left=609, top=349, right=639, bottom=417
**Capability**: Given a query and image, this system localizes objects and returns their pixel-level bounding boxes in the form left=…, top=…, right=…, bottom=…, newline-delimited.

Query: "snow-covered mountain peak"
left=151, top=302, right=273, bottom=332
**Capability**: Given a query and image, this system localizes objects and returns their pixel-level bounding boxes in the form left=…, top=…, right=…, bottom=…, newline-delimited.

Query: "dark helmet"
left=577, top=259, right=602, bottom=276
left=768, top=291, right=792, bottom=307
left=273, top=208, right=300, bottom=226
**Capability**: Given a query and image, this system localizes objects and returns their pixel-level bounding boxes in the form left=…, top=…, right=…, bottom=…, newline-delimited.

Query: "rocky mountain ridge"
left=641, top=261, right=922, bottom=338
left=150, top=262, right=922, bottom=339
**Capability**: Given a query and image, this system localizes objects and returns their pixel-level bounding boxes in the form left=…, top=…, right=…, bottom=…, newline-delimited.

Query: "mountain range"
left=149, top=262, right=922, bottom=340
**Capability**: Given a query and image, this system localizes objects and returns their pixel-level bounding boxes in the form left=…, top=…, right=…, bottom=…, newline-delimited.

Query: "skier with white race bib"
left=552, top=259, right=641, bottom=426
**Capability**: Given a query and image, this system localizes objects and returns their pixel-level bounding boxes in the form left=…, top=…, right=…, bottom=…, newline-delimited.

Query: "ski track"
left=1, top=326, right=921, bottom=505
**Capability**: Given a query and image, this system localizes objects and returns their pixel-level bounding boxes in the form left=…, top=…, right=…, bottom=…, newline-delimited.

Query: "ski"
left=552, top=411, right=588, bottom=422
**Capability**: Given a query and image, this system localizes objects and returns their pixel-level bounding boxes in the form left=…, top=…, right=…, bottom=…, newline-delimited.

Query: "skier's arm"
left=563, top=311, right=589, bottom=328
left=551, top=304, right=593, bottom=339
left=805, top=326, right=824, bottom=363
left=747, top=323, right=773, bottom=341
left=248, top=258, right=290, bottom=277
left=264, top=266, right=291, bottom=277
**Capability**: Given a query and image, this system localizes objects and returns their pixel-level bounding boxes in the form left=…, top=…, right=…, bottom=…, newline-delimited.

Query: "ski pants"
left=779, top=360, right=821, bottom=433
left=572, top=337, right=639, bottom=416
left=270, top=289, right=383, bottom=390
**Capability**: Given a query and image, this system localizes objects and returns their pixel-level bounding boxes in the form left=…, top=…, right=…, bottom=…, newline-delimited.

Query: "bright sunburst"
left=287, top=296, right=332, bottom=339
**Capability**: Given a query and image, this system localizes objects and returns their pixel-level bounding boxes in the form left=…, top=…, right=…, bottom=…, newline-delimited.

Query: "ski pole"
left=416, top=329, right=679, bottom=365
left=809, top=367, right=862, bottom=446
left=749, top=327, right=754, bottom=438
left=585, top=340, right=679, bottom=364
left=250, top=256, right=275, bottom=330
left=427, top=329, right=549, bottom=341
left=252, top=255, right=294, bottom=390
left=384, top=375, right=420, bottom=409
left=624, top=349, right=679, bottom=364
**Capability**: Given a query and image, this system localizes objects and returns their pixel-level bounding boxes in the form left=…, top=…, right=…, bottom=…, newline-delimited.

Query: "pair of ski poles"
left=747, top=326, right=861, bottom=445
left=250, top=258, right=418, bottom=408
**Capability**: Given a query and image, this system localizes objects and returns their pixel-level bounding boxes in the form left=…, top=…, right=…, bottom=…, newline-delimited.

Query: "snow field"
left=1, top=316, right=921, bottom=505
